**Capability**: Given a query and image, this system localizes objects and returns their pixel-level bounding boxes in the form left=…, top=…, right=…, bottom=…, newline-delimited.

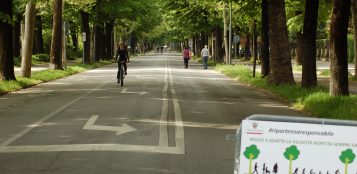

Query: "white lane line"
left=169, top=64, right=185, bottom=154
left=0, top=83, right=107, bottom=147
left=0, top=144, right=184, bottom=154
left=159, top=61, right=169, bottom=147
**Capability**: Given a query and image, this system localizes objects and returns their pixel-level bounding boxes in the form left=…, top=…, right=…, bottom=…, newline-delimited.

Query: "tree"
left=33, top=15, right=44, bottom=54
left=13, top=14, right=22, bottom=58
left=223, top=1, right=229, bottom=63
left=301, top=0, right=319, bottom=88
left=21, top=1, right=36, bottom=77
left=81, top=11, right=91, bottom=64
left=13, top=0, right=26, bottom=58
left=261, top=0, right=270, bottom=77
left=0, top=0, right=16, bottom=81
left=283, top=145, right=300, bottom=174
left=286, top=1, right=304, bottom=65
left=267, top=0, right=295, bottom=85
left=295, top=11, right=303, bottom=65
left=339, top=149, right=356, bottom=174
left=66, top=0, right=96, bottom=64
left=159, top=0, right=226, bottom=62
left=243, top=144, right=260, bottom=174
left=94, top=0, right=105, bottom=61
left=329, top=0, right=350, bottom=96
left=50, top=0, right=63, bottom=70
left=352, top=0, right=357, bottom=78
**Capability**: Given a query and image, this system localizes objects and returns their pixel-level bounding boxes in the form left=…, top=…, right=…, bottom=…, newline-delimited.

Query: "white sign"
left=239, top=120, right=357, bottom=174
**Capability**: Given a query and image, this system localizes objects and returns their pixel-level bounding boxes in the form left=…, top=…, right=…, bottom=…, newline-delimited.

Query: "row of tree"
left=1, top=0, right=356, bottom=97
left=159, top=0, right=355, bottom=96
left=0, top=0, right=161, bottom=80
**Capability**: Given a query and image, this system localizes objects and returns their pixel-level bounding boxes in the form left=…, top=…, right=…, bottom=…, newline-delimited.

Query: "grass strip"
left=215, top=64, right=357, bottom=120
left=0, top=61, right=110, bottom=94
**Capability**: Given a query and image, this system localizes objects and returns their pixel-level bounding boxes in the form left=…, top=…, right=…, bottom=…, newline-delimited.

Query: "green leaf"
left=283, top=145, right=300, bottom=161
left=244, top=144, right=260, bottom=160
left=339, top=149, right=356, bottom=164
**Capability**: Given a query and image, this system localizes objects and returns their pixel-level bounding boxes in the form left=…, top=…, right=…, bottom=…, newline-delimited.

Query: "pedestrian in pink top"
left=183, top=47, right=190, bottom=69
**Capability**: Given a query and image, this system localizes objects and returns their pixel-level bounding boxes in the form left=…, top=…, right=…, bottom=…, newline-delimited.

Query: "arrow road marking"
left=121, top=88, right=148, bottom=95
left=83, top=115, right=137, bottom=135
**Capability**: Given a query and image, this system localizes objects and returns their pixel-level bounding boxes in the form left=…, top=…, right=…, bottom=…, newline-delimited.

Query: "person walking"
left=115, top=43, right=130, bottom=83
left=201, top=45, right=209, bottom=69
left=183, top=47, right=190, bottom=69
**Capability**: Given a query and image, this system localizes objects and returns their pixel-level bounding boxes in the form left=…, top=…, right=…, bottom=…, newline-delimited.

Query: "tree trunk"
left=21, top=1, right=36, bottom=77
left=329, top=0, right=350, bottom=96
left=301, top=0, right=319, bottom=88
left=196, top=35, right=200, bottom=56
left=91, top=23, right=95, bottom=62
left=326, top=39, right=330, bottom=61
left=352, top=0, right=357, bottom=78
left=94, top=24, right=105, bottom=61
left=245, top=33, right=251, bottom=59
left=0, top=0, right=16, bottom=81
left=34, top=15, right=44, bottom=54
left=81, top=11, right=91, bottom=64
left=267, top=0, right=295, bottom=85
left=295, top=11, right=303, bottom=65
left=253, top=20, right=258, bottom=77
left=216, top=27, right=224, bottom=62
left=198, top=33, right=205, bottom=56
left=13, top=14, right=22, bottom=58
left=223, top=2, right=229, bottom=63
left=50, top=0, right=63, bottom=70
left=105, top=20, right=114, bottom=59
left=212, top=31, right=215, bottom=60
left=261, top=0, right=270, bottom=77
left=296, top=31, right=303, bottom=65
left=70, top=23, right=78, bottom=52
left=94, top=0, right=105, bottom=61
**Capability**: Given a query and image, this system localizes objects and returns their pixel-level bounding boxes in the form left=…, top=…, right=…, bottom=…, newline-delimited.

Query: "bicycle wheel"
left=120, top=67, right=124, bottom=87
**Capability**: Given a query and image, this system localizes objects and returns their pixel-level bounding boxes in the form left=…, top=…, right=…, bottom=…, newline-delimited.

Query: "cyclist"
left=115, top=43, right=130, bottom=83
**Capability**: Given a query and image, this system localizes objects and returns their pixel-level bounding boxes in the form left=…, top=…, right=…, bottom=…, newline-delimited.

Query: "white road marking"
left=120, top=88, right=148, bottom=95
left=159, top=61, right=169, bottom=147
left=0, top=144, right=184, bottom=154
left=0, top=83, right=107, bottom=147
left=169, top=66, right=185, bottom=153
left=83, top=115, right=137, bottom=135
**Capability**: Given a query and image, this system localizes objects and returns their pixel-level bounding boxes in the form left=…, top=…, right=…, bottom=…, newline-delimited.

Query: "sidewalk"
left=14, top=64, right=48, bottom=76
left=231, top=59, right=357, bottom=94
left=13, top=59, right=83, bottom=76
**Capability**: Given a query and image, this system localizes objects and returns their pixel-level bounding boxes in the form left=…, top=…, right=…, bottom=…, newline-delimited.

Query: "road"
left=0, top=53, right=303, bottom=174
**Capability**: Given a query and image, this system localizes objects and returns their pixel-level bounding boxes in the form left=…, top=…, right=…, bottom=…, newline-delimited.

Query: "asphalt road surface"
left=0, top=53, right=303, bottom=174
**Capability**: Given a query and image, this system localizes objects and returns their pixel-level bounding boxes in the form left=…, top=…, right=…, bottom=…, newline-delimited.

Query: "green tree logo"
left=244, top=144, right=260, bottom=174
left=283, top=145, right=300, bottom=174
left=339, top=149, right=356, bottom=174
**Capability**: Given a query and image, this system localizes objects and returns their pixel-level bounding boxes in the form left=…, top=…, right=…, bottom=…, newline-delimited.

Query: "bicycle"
left=118, top=61, right=126, bottom=87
